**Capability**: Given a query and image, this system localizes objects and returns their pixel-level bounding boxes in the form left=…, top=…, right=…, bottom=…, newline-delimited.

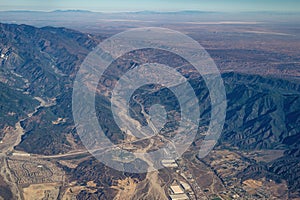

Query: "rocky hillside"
left=0, top=23, right=101, bottom=153
left=0, top=22, right=299, bottom=196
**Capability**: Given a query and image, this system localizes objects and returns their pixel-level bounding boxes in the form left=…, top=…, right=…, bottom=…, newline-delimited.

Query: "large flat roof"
left=170, top=185, right=184, bottom=194
left=169, top=193, right=189, bottom=200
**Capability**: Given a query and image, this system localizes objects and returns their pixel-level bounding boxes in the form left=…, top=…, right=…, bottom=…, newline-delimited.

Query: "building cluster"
left=168, top=180, right=193, bottom=200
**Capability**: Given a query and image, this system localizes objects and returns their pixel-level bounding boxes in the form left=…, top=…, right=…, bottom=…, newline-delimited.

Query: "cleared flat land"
left=23, top=183, right=60, bottom=200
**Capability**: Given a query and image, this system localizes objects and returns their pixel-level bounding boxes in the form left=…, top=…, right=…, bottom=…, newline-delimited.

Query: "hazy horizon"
left=1, top=9, right=300, bottom=14
left=0, top=0, right=300, bottom=13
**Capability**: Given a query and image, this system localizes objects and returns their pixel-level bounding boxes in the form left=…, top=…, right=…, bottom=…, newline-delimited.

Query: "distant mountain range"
left=0, top=10, right=218, bottom=14
left=1, top=10, right=299, bottom=14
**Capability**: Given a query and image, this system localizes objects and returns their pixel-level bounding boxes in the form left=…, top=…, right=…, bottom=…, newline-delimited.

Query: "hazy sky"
left=0, top=0, right=299, bottom=12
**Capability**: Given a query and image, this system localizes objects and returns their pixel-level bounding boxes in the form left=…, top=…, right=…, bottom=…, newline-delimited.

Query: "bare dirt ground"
left=243, top=179, right=263, bottom=189
left=23, top=183, right=60, bottom=200
left=61, top=181, right=97, bottom=200
left=61, top=186, right=83, bottom=200
left=112, top=178, right=137, bottom=200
